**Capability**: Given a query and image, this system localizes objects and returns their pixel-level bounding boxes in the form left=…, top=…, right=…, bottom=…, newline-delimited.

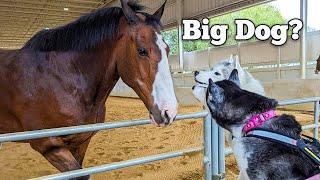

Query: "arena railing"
left=0, top=97, right=319, bottom=180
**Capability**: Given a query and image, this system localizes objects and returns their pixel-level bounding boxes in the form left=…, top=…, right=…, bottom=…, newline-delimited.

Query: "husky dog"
left=193, top=55, right=265, bottom=108
left=193, top=55, right=265, bottom=147
left=206, top=70, right=320, bottom=180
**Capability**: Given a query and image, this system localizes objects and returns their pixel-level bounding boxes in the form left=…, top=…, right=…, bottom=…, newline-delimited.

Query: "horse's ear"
left=153, top=0, right=167, bottom=21
left=121, top=0, right=139, bottom=25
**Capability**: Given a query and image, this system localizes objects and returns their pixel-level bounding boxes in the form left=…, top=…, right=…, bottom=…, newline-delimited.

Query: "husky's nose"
left=194, top=71, right=199, bottom=76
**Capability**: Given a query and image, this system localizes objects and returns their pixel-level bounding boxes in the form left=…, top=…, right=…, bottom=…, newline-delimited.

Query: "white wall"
left=169, top=31, right=320, bottom=73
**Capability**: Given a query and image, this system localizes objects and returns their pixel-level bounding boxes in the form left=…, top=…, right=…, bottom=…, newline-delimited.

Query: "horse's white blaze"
left=152, top=33, right=178, bottom=124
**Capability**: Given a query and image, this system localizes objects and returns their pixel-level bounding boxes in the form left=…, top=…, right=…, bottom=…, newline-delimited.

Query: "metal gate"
left=0, top=97, right=319, bottom=180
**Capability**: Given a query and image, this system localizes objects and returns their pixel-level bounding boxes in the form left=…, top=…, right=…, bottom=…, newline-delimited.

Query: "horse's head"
left=116, top=0, right=177, bottom=126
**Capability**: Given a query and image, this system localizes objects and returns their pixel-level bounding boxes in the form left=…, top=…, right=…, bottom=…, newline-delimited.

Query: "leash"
left=245, top=129, right=320, bottom=167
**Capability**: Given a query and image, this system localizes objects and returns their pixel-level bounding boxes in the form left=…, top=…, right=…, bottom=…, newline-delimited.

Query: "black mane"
left=23, top=1, right=160, bottom=52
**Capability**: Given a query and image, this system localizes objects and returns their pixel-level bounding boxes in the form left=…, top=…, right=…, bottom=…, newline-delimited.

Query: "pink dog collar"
left=243, top=110, right=276, bottom=133
left=306, top=173, right=320, bottom=180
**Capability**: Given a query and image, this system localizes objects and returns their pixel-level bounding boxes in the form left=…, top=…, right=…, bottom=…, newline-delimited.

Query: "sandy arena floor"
left=0, top=97, right=316, bottom=180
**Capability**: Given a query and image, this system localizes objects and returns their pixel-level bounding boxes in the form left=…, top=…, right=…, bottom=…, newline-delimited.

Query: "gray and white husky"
left=206, top=70, right=320, bottom=180
left=192, top=55, right=265, bottom=152
left=192, top=55, right=265, bottom=108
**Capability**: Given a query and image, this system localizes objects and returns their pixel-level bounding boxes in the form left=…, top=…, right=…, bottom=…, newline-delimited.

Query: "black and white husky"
left=206, top=70, right=320, bottom=180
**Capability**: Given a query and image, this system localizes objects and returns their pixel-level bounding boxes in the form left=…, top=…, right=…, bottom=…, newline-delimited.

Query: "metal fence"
left=0, top=97, right=319, bottom=180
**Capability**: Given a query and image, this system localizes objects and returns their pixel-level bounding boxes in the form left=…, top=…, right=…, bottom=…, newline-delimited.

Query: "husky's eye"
left=214, top=72, right=221, bottom=76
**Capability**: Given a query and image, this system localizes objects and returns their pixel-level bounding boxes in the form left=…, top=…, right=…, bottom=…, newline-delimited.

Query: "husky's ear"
left=228, top=54, right=235, bottom=64
left=228, top=69, right=240, bottom=87
left=232, top=55, right=238, bottom=68
left=207, top=79, right=225, bottom=103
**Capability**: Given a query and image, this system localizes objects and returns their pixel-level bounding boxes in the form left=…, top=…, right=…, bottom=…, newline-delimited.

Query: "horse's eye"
left=138, top=48, right=148, bottom=57
left=215, top=72, right=221, bottom=76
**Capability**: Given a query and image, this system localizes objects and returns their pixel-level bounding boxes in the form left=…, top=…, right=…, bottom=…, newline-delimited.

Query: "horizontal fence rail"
left=31, top=147, right=203, bottom=180
left=0, top=97, right=319, bottom=180
left=1, top=97, right=317, bottom=143
left=278, top=97, right=320, bottom=106
left=0, top=112, right=208, bottom=143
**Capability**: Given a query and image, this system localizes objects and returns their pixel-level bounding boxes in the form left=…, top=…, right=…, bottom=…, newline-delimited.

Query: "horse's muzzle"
left=149, top=105, right=177, bottom=126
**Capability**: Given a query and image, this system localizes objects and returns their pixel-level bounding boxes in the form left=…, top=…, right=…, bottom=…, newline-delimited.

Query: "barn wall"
left=111, top=77, right=320, bottom=107
left=168, top=31, right=320, bottom=72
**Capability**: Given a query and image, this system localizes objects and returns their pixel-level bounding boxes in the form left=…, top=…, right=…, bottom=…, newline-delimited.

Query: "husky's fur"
left=206, top=70, right=320, bottom=180
left=192, top=55, right=265, bottom=152
left=193, top=55, right=265, bottom=108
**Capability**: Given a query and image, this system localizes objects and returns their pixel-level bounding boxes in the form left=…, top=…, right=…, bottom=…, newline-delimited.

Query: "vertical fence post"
left=204, top=114, right=212, bottom=180
left=277, top=47, right=281, bottom=79
left=177, top=0, right=184, bottom=72
left=212, top=119, right=219, bottom=179
left=218, top=127, right=225, bottom=179
left=314, top=100, right=319, bottom=139
left=300, top=0, right=307, bottom=79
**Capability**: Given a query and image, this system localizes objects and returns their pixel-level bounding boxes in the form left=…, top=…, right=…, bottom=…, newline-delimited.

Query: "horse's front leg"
left=30, top=138, right=90, bottom=180
left=70, top=137, right=91, bottom=169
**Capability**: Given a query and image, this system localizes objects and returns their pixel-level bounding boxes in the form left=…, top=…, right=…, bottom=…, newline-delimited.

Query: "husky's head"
left=206, top=69, right=277, bottom=131
left=192, top=55, right=240, bottom=106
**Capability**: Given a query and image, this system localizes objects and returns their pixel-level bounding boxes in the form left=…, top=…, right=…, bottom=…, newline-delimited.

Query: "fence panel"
left=240, top=41, right=279, bottom=66
left=184, top=50, right=210, bottom=71
left=280, top=38, right=300, bottom=63
left=0, top=98, right=319, bottom=180
left=307, top=31, right=320, bottom=61
left=209, top=45, right=238, bottom=66
left=169, top=54, right=180, bottom=72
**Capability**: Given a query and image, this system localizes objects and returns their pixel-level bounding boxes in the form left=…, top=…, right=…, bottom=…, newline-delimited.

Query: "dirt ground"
left=0, top=97, right=316, bottom=180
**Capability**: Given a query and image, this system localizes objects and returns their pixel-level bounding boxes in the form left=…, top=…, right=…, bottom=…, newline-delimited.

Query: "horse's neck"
left=70, top=50, right=120, bottom=107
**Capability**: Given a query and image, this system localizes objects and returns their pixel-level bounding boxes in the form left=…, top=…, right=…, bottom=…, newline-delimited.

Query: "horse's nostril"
left=165, top=110, right=170, bottom=118
left=163, top=110, right=171, bottom=125
left=194, top=71, right=199, bottom=76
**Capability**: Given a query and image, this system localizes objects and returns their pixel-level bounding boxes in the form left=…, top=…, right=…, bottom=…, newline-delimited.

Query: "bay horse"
left=0, top=0, right=177, bottom=179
